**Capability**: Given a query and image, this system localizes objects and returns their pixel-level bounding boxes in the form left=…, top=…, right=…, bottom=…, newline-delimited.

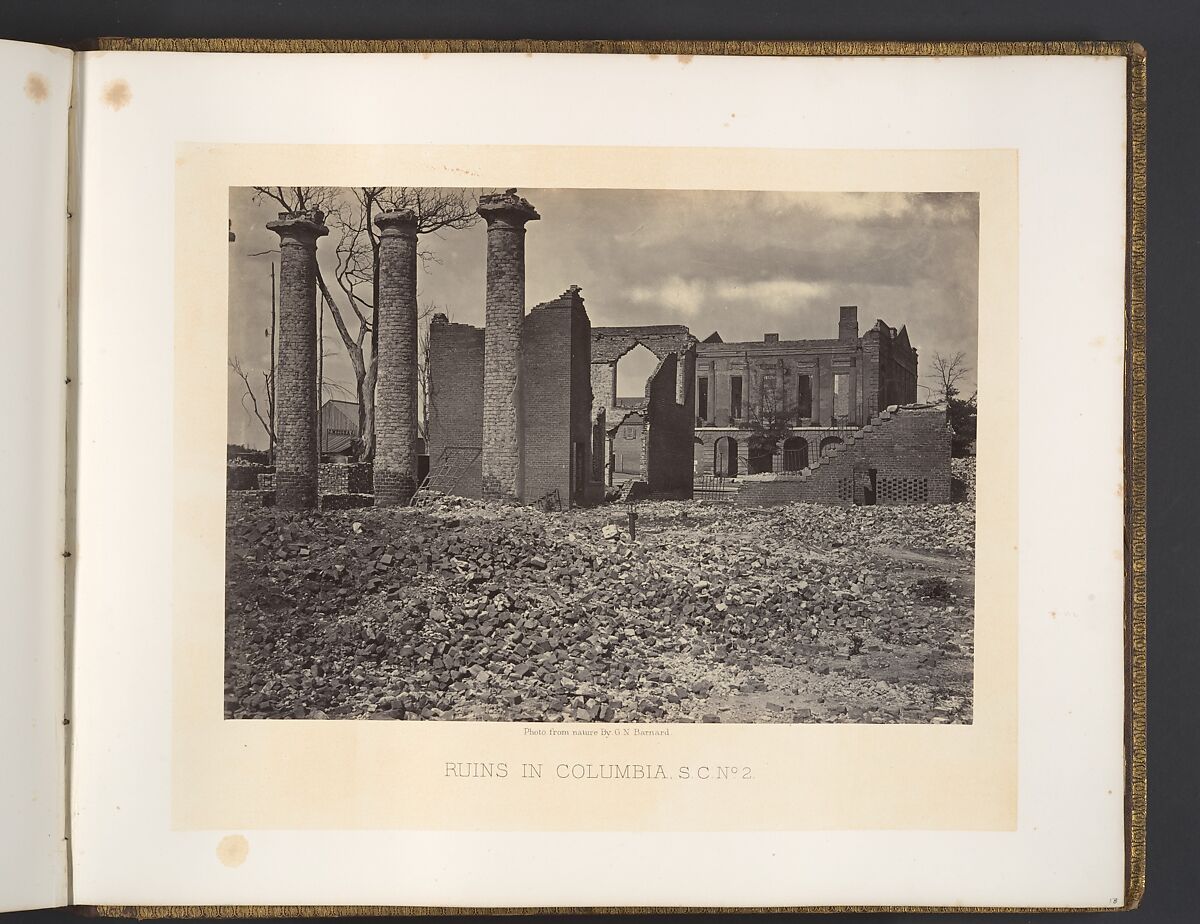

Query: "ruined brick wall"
left=266, top=211, right=328, bottom=509
left=318, top=462, right=373, bottom=496
left=520, top=290, right=592, bottom=507
left=426, top=315, right=484, bottom=498
left=644, top=351, right=696, bottom=497
left=591, top=325, right=694, bottom=365
left=889, top=336, right=919, bottom=405
left=590, top=363, right=615, bottom=416
left=569, top=296, right=595, bottom=500
left=862, top=328, right=883, bottom=415
left=591, top=409, right=607, bottom=483
left=735, top=404, right=951, bottom=507
left=227, top=489, right=275, bottom=513
left=522, top=304, right=573, bottom=506
left=864, top=321, right=919, bottom=409
left=227, top=463, right=272, bottom=491
left=372, top=210, right=419, bottom=505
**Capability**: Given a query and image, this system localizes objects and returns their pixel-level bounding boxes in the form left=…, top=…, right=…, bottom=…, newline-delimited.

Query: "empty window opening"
left=730, top=375, right=743, bottom=419
left=797, top=375, right=813, bottom=419
left=615, top=343, right=659, bottom=401
left=697, top=376, right=709, bottom=421
left=833, top=372, right=850, bottom=421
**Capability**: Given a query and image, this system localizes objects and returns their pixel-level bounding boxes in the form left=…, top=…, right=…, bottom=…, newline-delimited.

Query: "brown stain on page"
left=216, top=833, right=249, bottom=868
left=102, top=79, right=132, bottom=111
left=24, top=73, right=48, bottom=103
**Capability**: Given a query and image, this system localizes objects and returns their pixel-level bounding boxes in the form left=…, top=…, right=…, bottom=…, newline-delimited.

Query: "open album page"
left=71, top=49, right=1129, bottom=908
left=0, top=39, right=72, bottom=913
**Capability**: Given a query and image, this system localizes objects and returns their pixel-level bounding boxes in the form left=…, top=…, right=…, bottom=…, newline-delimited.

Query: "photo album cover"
left=1, top=39, right=1144, bottom=913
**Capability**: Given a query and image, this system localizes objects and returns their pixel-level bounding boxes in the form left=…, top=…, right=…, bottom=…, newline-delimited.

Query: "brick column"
left=266, top=210, right=328, bottom=510
left=478, top=189, right=539, bottom=502
left=372, top=209, right=419, bottom=505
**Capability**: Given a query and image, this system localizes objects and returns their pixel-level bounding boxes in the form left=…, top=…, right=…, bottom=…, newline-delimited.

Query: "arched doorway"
left=819, top=436, right=844, bottom=457
left=714, top=436, right=739, bottom=477
left=782, top=436, right=809, bottom=472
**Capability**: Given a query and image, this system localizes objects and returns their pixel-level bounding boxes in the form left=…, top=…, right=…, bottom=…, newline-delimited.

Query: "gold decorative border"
left=97, top=37, right=1141, bottom=57
left=1124, top=41, right=1149, bottom=914
left=83, top=38, right=1147, bottom=916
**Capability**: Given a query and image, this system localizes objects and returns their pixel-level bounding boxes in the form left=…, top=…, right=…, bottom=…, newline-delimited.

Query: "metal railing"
left=693, top=474, right=739, bottom=503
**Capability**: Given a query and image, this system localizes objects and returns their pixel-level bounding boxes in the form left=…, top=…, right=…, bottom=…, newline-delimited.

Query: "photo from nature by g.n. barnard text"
left=225, top=185, right=979, bottom=724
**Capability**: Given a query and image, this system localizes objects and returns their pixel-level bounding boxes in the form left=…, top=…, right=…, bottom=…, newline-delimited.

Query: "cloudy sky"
left=228, top=187, right=978, bottom=449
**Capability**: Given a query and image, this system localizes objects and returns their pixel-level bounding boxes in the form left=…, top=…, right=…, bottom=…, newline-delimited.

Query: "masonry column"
left=478, top=189, right=540, bottom=502
left=266, top=209, right=328, bottom=510
left=372, top=209, right=420, bottom=505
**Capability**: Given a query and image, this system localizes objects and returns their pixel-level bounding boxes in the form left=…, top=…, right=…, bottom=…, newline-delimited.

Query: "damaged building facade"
left=694, top=305, right=920, bottom=477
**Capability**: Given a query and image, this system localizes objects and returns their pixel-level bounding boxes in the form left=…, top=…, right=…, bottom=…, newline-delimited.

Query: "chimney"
left=764, top=333, right=779, bottom=343
left=839, top=305, right=859, bottom=342
left=265, top=209, right=328, bottom=510
left=372, top=209, right=420, bottom=506
left=477, top=189, right=540, bottom=502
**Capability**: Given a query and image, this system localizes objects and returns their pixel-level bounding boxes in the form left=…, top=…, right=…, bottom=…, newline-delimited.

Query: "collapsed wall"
left=735, top=404, right=952, bottom=507
left=522, top=287, right=595, bottom=507
left=643, top=352, right=696, bottom=498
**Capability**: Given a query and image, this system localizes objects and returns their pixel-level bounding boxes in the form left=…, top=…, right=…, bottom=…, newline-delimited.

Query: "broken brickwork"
left=643, top=352, right=696, bottom=497
left=734, top=404, right=952, bottom=507
left=318, top=462, right=373, bottom=496
left=426, top=315, right=485, bottom=499
left=266, top=210, right=328, bottom=509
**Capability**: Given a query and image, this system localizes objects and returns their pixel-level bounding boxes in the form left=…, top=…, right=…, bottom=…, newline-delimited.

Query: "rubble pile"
left=225, top=462, right=975, bottom=724
left=951, top=457, right=977, bottom=506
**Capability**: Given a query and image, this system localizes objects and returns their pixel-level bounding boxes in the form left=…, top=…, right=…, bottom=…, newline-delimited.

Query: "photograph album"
left=0, top=38, right=1145, bottom=912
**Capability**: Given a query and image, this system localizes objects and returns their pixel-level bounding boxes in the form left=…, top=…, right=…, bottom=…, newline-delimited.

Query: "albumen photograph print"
left=224, top=185, right=979, bottom=725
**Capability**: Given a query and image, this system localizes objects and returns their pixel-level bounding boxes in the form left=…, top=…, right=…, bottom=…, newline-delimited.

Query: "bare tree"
left=927, top=350, right=971, bottom=403
left=744, top=380, right=798, bottom=472
left=229, top=356, right=275, bottom=452
left=415, top=303, right=449, bottom=444
left=251, top=186, right=481, bottom=459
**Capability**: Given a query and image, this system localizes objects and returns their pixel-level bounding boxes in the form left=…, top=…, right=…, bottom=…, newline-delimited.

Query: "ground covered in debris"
left=225, top=459, right=976, bottom=724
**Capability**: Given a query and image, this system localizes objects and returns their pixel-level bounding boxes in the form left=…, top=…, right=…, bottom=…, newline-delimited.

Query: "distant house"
left=320, top=399, right=427, bottom=461
left=320, top=399, right=360, bottom=457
